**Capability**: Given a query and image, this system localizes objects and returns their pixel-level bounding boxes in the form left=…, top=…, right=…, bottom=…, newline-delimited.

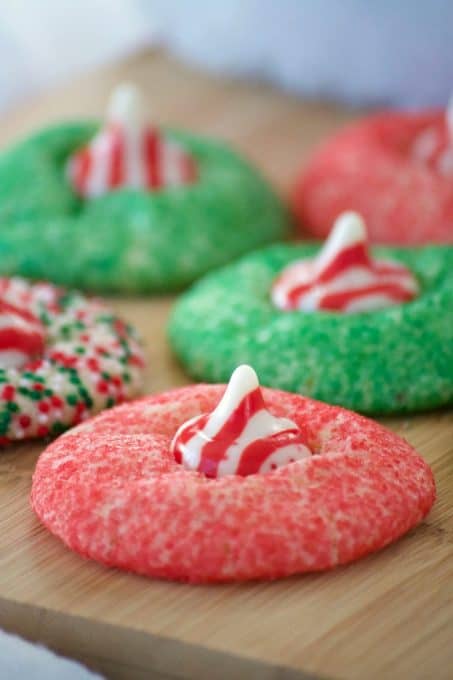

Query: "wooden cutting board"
left=0, top=50, right=452, bottom=680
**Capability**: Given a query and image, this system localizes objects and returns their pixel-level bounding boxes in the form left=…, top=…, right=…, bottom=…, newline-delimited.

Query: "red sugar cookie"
left=31, top=385, right=435, bottom=583
left=294, top=112, right=453, bottom=245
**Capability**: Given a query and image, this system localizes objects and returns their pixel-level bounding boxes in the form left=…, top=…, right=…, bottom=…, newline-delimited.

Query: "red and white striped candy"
left=272, top=212, right=419, bottom=313
left=0, top=299, right=45, bottom=369
left=68, top=84, right=197, bottom=198
left=171, top=365, right=312, bottom=478
left=411, top=95, right=453, bottom=176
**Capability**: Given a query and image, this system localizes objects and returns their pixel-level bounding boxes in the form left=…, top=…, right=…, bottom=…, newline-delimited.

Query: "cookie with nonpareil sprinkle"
left=0, top=84, right=288, bottom=293
left=169, top=213, right=453, bottom=414
left=0, top=277, right=144, bottom=445
left=31, top=365, right=435, bottom=583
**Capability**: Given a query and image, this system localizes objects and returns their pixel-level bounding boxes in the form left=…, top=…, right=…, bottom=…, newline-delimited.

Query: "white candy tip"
left=331, top=211, right=367, bottom=242
left=314, top=211, right=367, bottom=273
left=107, top=83, right=145, bottom=127
left=214, top=365, right=260, bottom=420
left=229, top=365, right=259, bottom=391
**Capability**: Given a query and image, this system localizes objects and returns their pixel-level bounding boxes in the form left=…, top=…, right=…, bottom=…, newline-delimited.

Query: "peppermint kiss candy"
left=272, top=212, right=419, bottom=313
left=411, top=95, right=453, bottom=176
left=0, top=299, right=45, bottom=369
left=68, top=83, right=197, bottom=198
left=171, top=365, right=312, bottom=478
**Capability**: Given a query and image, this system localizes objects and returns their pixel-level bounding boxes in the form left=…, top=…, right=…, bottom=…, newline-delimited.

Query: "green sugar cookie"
left=0, top=123, right=288, bottom=293
left=169, top=243, right=453, bottom=414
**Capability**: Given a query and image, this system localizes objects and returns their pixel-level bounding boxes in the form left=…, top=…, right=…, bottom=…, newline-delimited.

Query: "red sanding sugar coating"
left=31, top=385, right=435, bottom=583
left=294, top=112, right=453, bottom=245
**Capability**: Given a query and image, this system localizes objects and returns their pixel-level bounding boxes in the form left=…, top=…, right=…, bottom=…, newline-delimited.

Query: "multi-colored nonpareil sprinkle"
left=0, top=277, right=144, bottom=445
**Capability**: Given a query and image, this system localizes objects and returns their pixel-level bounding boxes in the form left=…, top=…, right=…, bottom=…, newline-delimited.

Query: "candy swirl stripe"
left=0, top=309, right=43, bottom=351
left=272, top=212, right=419, bottom=313
left=171, top=365, right=311, bottom=478
left=0, top=298, right=45, bottom=368
left=0, top=326, right=43, bottom=359
left=411, top=95, right=453, bottom=176
left=279, top=258, right=417, bottom=312
left=68, top=84, right=197, bottom=198
left=70, top=126, right=197, bottom=197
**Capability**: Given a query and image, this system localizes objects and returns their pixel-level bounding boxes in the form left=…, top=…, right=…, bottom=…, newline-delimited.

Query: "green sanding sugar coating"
left=169, top=243, right=453, bottom=414
left=0, top=123, right=288, bottom=293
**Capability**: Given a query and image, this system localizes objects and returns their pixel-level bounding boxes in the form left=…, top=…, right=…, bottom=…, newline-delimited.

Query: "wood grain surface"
left=0, top=49, right=452, bottom=680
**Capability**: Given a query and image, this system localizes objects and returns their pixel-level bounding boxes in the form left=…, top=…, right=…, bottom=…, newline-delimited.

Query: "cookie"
left=0, top=277, right=144, bottom=445
left=169, top=229, right=453, bottom=414
left=31, top=370, right=435, bottom=583
left=293, top=110, right=453, bottom=245
left=0, top=84, right=287, bottom=293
